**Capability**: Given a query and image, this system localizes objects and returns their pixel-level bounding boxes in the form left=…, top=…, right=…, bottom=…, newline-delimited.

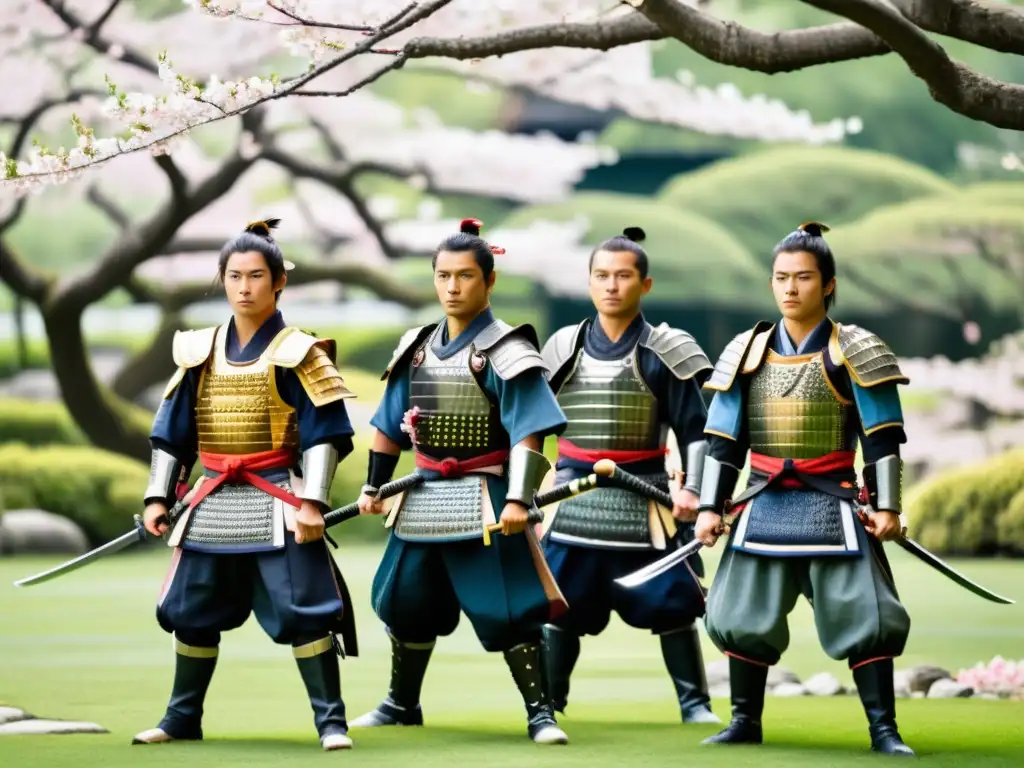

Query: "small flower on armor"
left=400, top=406, right=422, bottom=447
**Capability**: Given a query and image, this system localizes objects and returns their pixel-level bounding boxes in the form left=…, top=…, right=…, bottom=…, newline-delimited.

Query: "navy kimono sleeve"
left=486, top=366, right=568, bottom=447
left=639, top=349, right=708, bottom=448
left=369, top=359, right=414, bottom=450
left=149, top=368, right=200, bottom=467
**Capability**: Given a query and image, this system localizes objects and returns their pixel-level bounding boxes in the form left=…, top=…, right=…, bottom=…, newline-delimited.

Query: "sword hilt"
left=533, top=471, right=600, bottom=508
left=324, top=471, right=426, bottom=528
left=593, top=459, right=673, bottom=508
left=482, top=508, right=544, bottom=546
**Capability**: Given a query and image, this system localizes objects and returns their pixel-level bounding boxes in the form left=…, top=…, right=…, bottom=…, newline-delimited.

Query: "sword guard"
left=133, top=514, right=149, bottom=541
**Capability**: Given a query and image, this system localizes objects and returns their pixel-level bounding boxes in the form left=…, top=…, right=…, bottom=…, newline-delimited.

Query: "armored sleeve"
left=145, top=328, right=217, bottom=506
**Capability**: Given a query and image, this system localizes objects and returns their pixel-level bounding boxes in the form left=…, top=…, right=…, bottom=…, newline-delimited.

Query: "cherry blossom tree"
left=0, top=0, right=626, bottom=460
left=0, top=0, right=868, bottom=193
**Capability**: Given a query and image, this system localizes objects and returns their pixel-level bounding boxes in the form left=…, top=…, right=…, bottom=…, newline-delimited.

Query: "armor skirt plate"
left=177, top=480, right=290, bottom=553
left=547, top=473, right=670, bottom=550
left=391, top=475, right=488, bottom=543
left=730, top=487, right=861, bottom=557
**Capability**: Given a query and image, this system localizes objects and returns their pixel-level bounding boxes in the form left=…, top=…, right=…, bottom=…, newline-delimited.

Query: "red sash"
left=188, top=448, right=302, bottom=510
left=749, top=451, right=857, bottom=488
left=414, top=449, right=510, bottom=478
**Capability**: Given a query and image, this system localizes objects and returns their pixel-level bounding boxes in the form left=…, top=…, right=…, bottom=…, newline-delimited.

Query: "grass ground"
left=0, top=544, right=1021, bottom=767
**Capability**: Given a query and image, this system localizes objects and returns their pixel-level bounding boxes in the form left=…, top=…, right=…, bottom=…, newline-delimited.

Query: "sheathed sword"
left=13, top=469, right=428, bottom=588
left=614, top=495, right=1015, bottom=605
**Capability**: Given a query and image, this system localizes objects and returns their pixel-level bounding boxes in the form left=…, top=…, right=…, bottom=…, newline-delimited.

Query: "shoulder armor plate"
left=703, top=321, right=774, bottom=392
left=381, top=324, right=436, bottom=381
left=266, top=327, right=355, bottom=407
left=540, top=321, right=587, bottom=383
left=265, top=327, right=324, bottom=367
left=171, top=326, right=218, bottom=369
left=829, top=323, right=909, bottom=387
left=640, top=323, right=713, bottom=381
left=165, top=326, right=217, bottom=399
left=474, top=320, right=545, bottom=381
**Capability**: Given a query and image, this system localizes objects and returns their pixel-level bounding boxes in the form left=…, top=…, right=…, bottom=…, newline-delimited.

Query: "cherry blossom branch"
left=267, top=0, right=416, bottom=32
left=804, top=0, right=1024, bottom=130
left=402, top=12, right=666, bottom=59
left=55, top=108, right=268, bottom=310
left=292, top=51, right=409, bottom=97
left=39, top=0, right=158, bottom=74
left=1, top=0, right=452, bottom=190
left=262, top=146, right=423, bottom=261
left=89, top=0, right=124, bottom=38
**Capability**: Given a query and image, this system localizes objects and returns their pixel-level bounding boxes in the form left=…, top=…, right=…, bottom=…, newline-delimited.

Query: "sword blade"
left=613, top=537, right=704, bottom=589
left=14, top=525, right=147, bottom=587
left=895, top=537, right=1015, bottom=605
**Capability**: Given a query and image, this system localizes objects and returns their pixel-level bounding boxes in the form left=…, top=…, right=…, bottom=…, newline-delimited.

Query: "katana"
left=13, top=469, right=427, bottom=588
left=614, top=503, right=1015, bottom=605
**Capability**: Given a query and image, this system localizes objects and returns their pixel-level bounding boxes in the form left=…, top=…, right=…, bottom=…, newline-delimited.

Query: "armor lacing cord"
left=189, top=449, right=301, bottom=510
left=414, top=449, right=510, bottom=478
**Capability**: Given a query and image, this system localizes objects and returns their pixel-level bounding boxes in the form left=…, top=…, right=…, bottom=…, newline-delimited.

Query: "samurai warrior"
left=538, top=227, right=720, bottom=725
left=351, top=218, right=571, bottom=745
left=135, top=219, right=359, bottom=751
left=696, top=223, right=914, bottom=756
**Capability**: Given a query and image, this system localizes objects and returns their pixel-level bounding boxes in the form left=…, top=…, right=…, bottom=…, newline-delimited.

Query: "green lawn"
left=0, top=545, right=1021, bottom=767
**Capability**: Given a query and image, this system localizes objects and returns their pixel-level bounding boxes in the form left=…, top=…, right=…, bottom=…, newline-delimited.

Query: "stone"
left=766, top=666, right=801, bottom=688
left=771, top=682, right=808, bottom=697
left=903, top=664, right=952, bottom=694
left=893, top=668, right=912, bottom=697
left=804, top=672, right=844, bottom=696
left=704, top=659, right=730, bottom=687
left=0, top=720, right=108, bottom=735
left=0, top=510, right=89, bottom=555
left=0, top=707, right=31, bottom=725
left=927, top=679, right=974, bottom=699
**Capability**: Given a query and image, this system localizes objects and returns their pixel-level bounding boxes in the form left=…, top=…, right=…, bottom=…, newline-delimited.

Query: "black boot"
left=540, top=624, right=580, bottom=714
left=702, top=656, right=767, bottom=745
left=852, top=659, right=915, bottom=756
left=504, top=641, right=569, bottom=744
left=133, top=639, right=218, bottom=743
left=349, top=633, right=434, bottom=727
left=294, top=636, right=351, bottom=750
left=660, top=624, right=721, bottom=724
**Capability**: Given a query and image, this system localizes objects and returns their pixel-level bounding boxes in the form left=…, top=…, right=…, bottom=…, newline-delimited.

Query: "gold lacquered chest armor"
left=195, top=327, right=298, bottom=455
left=746, top=351, right=851, bottom=459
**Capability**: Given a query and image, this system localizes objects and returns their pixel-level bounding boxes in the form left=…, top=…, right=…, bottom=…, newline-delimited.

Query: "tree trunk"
left=112, top=310, right=186, bottom=402
left=42, top=304, right=152, bottom=464
left=13, top=295, right=27, bottom=370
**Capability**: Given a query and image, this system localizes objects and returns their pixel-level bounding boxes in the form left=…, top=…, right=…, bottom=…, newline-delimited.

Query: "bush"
left=904, top=449, right=1024, bottom=556
left=658, top=146, right=954, bottom=256
left=0, top=442, right=150, bottom=545
left=827, top=196, right=1024, bottom=317
left=0, top=398, right=88, bottom=446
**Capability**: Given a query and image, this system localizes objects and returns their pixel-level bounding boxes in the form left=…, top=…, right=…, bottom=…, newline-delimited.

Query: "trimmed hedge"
left=0, top=442, right=151, bottom=545
left=658, top=146, right=954, bottom=256
left=0, top=398, right=88, bottom=446
left=827, top=196, right=1024, bottom=316
left=904, top=449, right=1024, bottom=556
left=0, top=431, right=407, bottom=548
